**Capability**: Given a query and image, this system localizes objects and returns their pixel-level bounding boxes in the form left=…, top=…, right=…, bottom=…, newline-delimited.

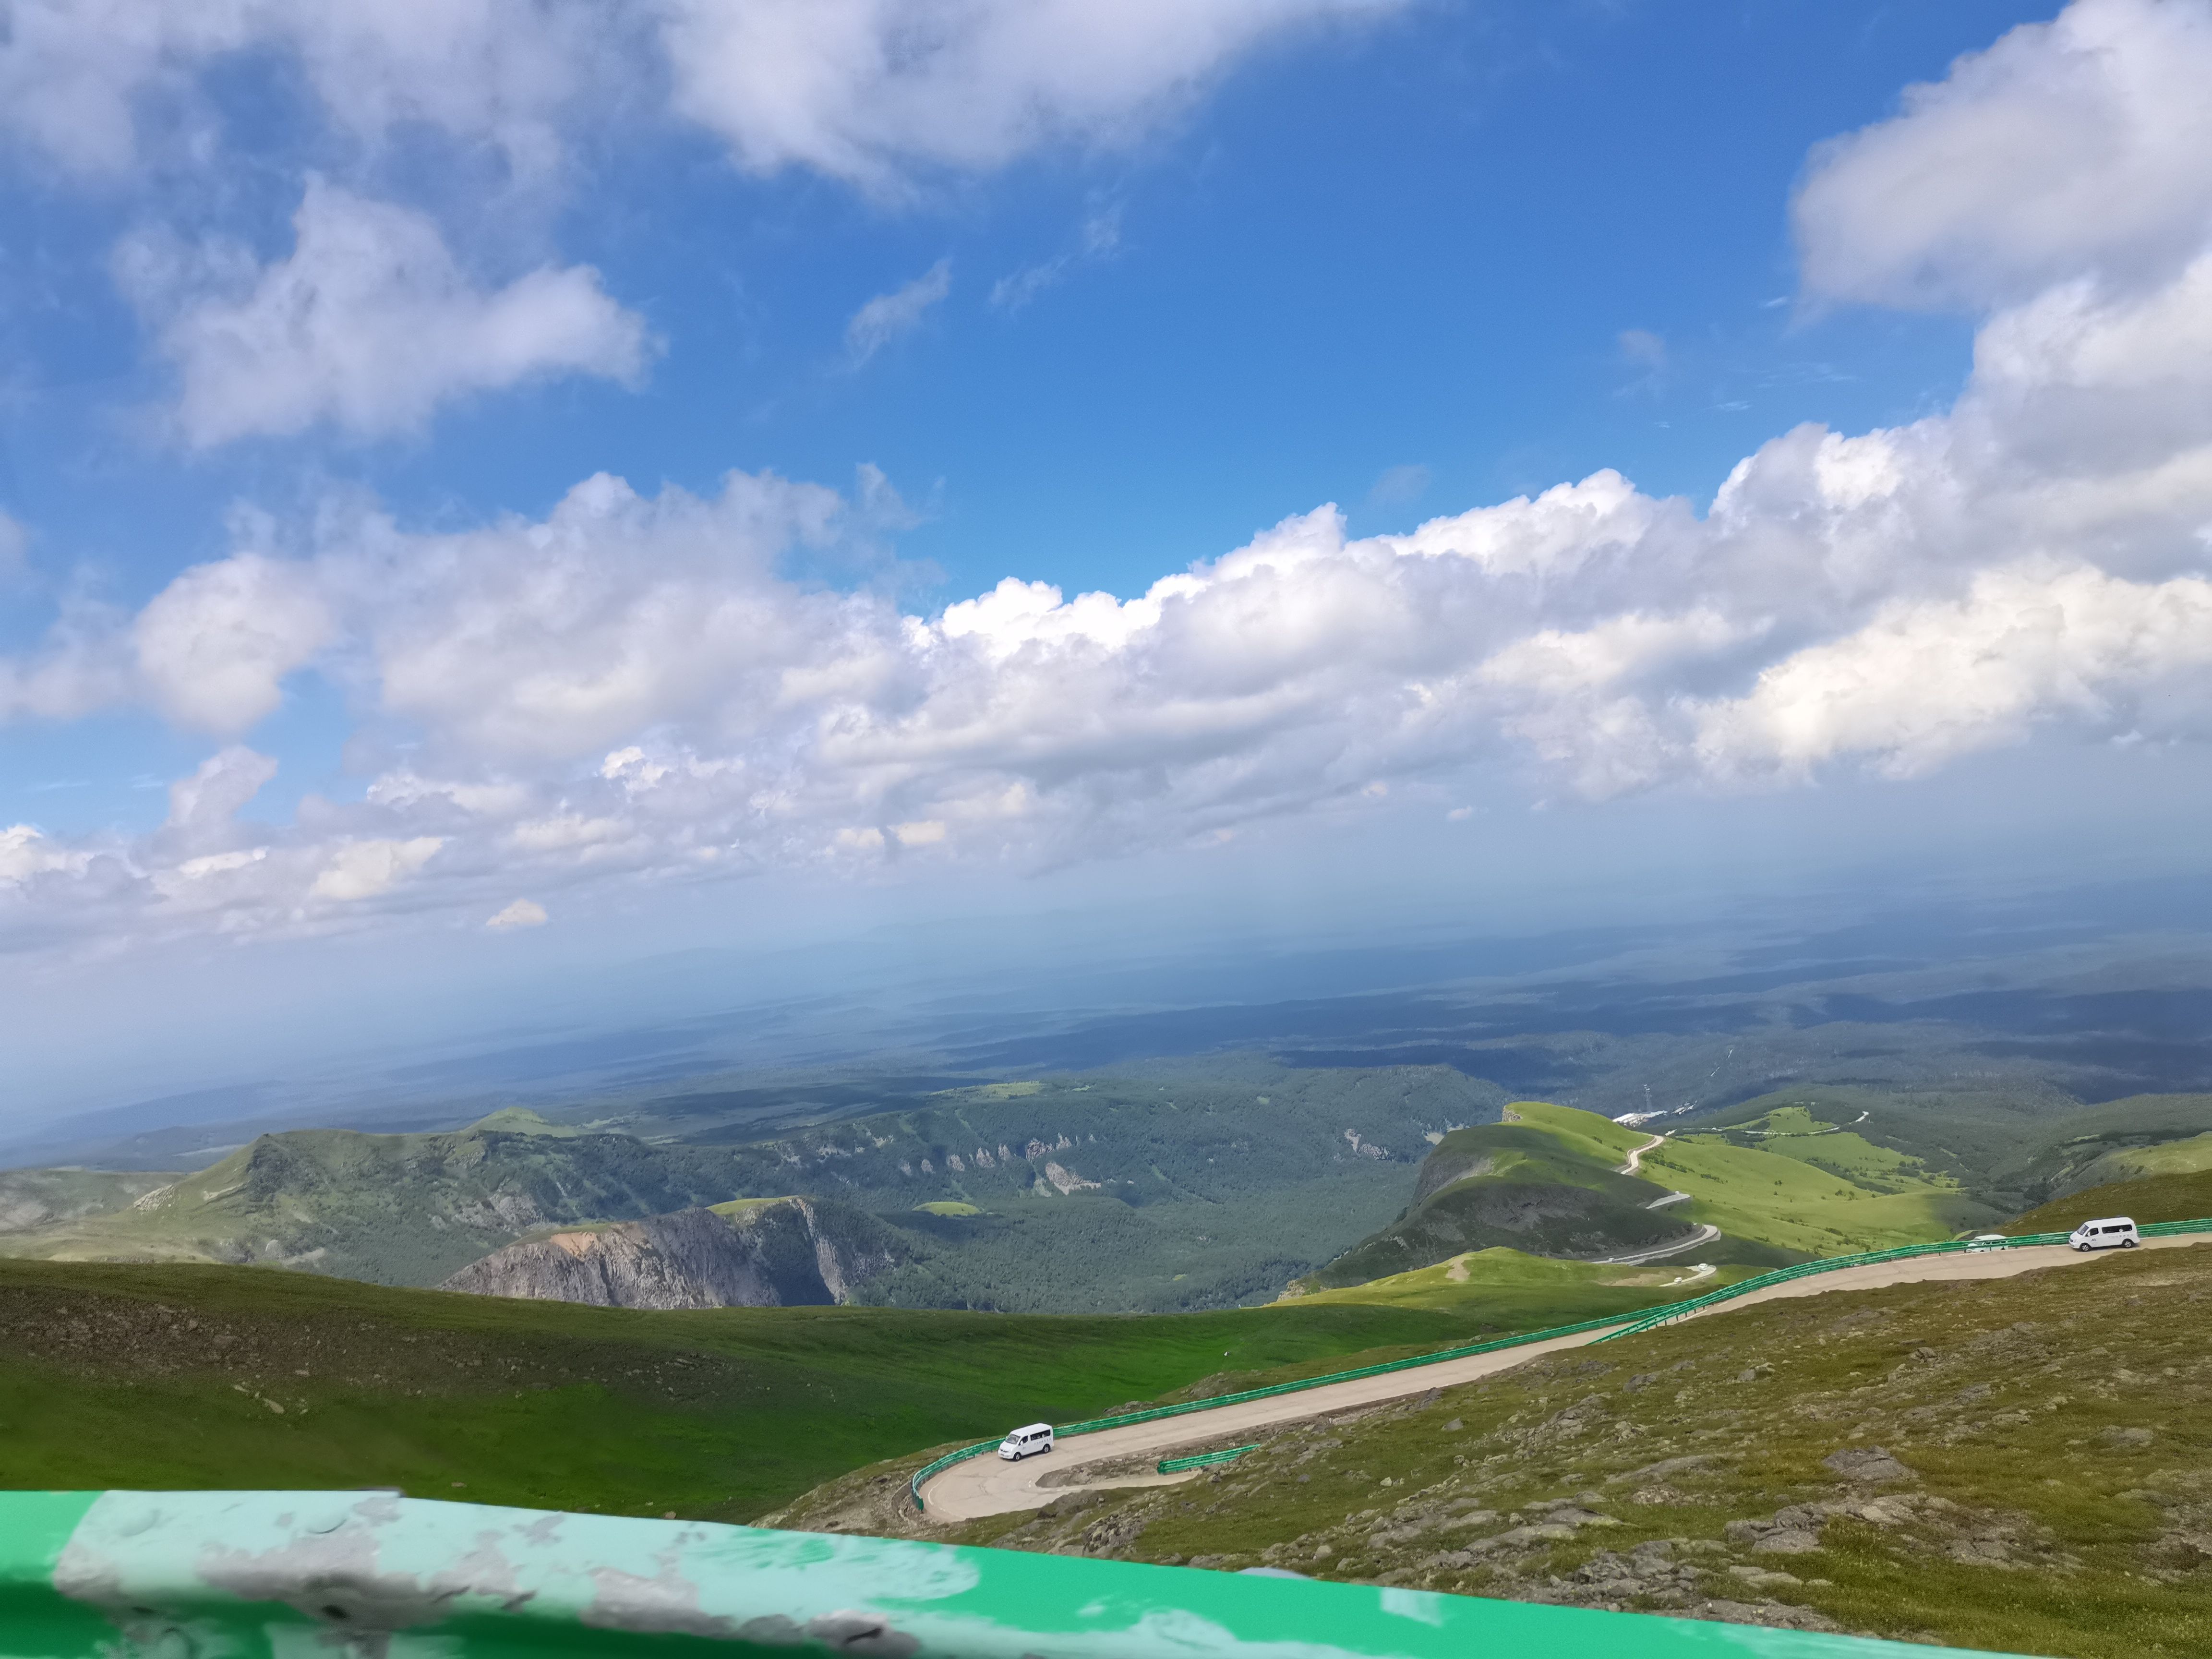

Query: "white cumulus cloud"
left=1691, top=562, right=2212, bottom=782
left=133, top=555, right=334, bottom=730
left=118, top=180, right=654, bottom=445
left=1795, top=0, right=2212, bottom=308
left=309, top=837, right=444, bottom=903
left=486, top=897, right=549, bottom=930
left=0, top=0, right=1392, bottom=192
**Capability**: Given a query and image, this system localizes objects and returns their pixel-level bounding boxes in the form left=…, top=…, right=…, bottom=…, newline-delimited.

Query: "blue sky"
left=3, top=0, right=2019, bottom=835
left=6, top=2, right=2023, bottom=601
left=6, top=0, right=2212, bottom=1113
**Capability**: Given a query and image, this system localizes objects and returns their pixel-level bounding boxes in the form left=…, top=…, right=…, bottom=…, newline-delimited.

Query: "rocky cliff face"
left=439, top=1198, right=912, bottom=1310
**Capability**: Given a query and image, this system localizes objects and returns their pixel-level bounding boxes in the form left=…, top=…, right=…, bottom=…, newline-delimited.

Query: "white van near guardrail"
left=998, top=1423, right=1054, bottom=1460
left=2068, top=1216, right=2140, bottom=1251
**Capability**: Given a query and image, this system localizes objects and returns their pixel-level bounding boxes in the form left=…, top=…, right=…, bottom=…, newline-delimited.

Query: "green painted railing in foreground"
left=0, top=1489, right=2018, bottom=1659
left=1158, top=1444, right=1258, bottom=1473
left=912, top=1215, right=2212, bottom=1512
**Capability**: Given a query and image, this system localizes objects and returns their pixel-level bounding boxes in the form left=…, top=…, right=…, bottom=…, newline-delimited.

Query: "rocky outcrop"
left=439, top=1198, right=912, bottom=1310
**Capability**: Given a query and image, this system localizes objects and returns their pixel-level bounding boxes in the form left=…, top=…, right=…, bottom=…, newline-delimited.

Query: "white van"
left=2068, top=1216, right=2140, bottom=1252
left=998, top=1423, right=1054, bottom=1460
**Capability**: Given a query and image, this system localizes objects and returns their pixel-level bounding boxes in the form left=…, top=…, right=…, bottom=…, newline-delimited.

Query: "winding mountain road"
left=1596, top=1222, right=1721, bottom=1265
left=917, top=1236, right=2206, bottom=1522
left=1608, top=1132, right=1705, bottom=1260
left=1618, top=1133, right=1666, bottom=1176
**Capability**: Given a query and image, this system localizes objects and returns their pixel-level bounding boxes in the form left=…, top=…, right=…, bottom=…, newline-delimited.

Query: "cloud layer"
left=5, top=0, right=2212, bottom=956
left=0, top=0, right=1387, bottom=187
left=658, top=0, right=1393, bottom=189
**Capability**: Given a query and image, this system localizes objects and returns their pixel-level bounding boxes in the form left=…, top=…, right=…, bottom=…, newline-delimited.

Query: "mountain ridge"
left=0, top=1062, right=1504, bottom=1311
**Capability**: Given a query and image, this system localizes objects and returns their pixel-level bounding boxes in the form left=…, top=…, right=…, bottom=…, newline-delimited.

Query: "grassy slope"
left=1696, top=1086, right=2068, bottom=1195
left=2068, top=1131, right=2212, bottom=1188
left=1287, top=1247, right=1755, bottom=1316
left=1693, top=1088, right=2212, bottom=1220
left=1322, top=1101, right=1990, bottom=1289
left=1508, top=1101, right=1649, bottom=1165
left=1995, top=1094, right=2212, bottom=1198
left=1639, top=1132, right=1995, bottom=1256
left=2009, top=1169, right=2212, bottom=1233
left=1316, top=1105, right=1695, bottom=1286
left=904, top=1243, right=2212, bottom=1659
left=0, top=1257, right=1551, bottom=1521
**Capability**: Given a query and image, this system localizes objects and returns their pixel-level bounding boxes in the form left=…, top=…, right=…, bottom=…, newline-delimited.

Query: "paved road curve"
left=1618, top=1133, right=1666, bottom=1176
left=1597, top=1222, right=1721, bottom=1266
left=919, top=1236, right=2206, bottom=1521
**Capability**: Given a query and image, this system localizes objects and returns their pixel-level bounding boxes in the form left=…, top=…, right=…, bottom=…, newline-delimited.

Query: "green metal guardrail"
left=1157, top=1444, right=1258, bottom=1474
left=2140, top=1217, right=2212, bottom=1236
left=912, top=1216, right=2212, bottom=1511
left=0, top=1489, right=2018, bottom=1658
left=1593, top=1216, right=2212, bottom=1343
left=1591, top=1234, right=2060, bottom=1343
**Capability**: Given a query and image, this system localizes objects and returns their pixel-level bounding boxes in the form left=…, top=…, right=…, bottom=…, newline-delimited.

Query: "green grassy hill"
left=886, top=1241, right=2212, bottom=1659
left=0, top=1255, right=1559, bottom=1521
left=1668, top=1087, right=2212, bottom=1223
left=1286, top=1246, right=1755, bottom=1319
left=1993, top=1094, right=2212, bottom=1201
left=1689, top=1085, right=2076, bottom=1202
left=2007, top=1169, right=2212, bottom=1234
left=1315, top=1100, right=2001, bottom=1290
left=2082, top=1131, right=2212, bottom=1182
left=1315, top=1105, right=1703, bottom=1286
left=1636, top=1106, right=1997, bottom=1256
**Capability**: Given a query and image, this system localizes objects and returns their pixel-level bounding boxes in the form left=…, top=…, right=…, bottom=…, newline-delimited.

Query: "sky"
left=7, top=0, right=2212, bottom=1119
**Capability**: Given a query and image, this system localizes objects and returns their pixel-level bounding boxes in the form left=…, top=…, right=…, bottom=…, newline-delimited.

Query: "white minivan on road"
left=2068, top=1216, right=2140, bottom=1251
left=999, top=1423, right=1054, bottom=1460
